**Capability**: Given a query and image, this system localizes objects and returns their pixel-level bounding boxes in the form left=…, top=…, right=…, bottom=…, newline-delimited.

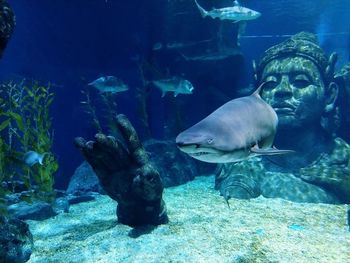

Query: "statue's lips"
left=273, top=107, right=294, bottom=114
left=272, top=103, right=295, bottom=114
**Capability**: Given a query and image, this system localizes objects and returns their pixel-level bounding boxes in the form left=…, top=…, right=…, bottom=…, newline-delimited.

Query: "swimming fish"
left=151, top=77, right=194, bottom=97
left=23, top=151, right=46, bottom=166
left=193, top=0, right=261, bottom=22
left=152, top=39, right=213, bottom=51
left=88, top=76, right=128, bottom=93
left=180, top=49, right=241, bottom=61
left=176, top=84, right=293, bottom=163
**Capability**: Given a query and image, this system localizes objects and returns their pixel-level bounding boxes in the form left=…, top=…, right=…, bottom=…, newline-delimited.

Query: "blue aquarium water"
left=1, top=0, right=348, bottom=188
left=0, top=1, right=350, bottom=262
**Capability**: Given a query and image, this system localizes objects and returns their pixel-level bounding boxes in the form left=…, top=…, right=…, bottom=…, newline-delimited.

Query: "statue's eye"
left=261, top=76, right=278, bottom=91
left=293, top=74, right=311, bottom=88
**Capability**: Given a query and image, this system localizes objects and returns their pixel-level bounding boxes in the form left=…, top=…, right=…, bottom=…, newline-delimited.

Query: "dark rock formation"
left=144, top=139, right=197, bottom=187
left=0, top=215, right=33, bottom=263
left=67, top=194, right=96, bottom=205
left=7, top=201, right=57, bottom=221
left=0, top=0, right=15, bottom=58
left=67, top=161, right=104, bottom=195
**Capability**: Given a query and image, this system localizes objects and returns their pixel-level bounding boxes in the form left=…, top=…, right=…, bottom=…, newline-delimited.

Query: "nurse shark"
left=176, top=85, right=293, bottom=163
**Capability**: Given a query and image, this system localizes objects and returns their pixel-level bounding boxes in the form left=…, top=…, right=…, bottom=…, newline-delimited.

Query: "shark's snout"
left=175, top=133, right=193, bottom=148
left=176, top=141, right=198, bottom=148
left=175, top=130, right=224, bottom=162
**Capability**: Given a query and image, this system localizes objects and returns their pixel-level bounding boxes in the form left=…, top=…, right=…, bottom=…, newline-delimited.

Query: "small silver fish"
left=194, top=0, right=261, bottom=22
left=152, top=77, right=194, bottom=97
left=180, top=49, right=241, bottom=61
left=152, top=42, right=163, bottom=51
left=88, top=76, right=128, bottom=93
left=152, top=39, right=213, bottom=51
left=23, top=151, right=46, bottom=166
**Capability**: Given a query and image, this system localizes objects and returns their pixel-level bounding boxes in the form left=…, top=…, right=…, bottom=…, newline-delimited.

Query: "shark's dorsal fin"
left=252, top=82, right=265, bottom=98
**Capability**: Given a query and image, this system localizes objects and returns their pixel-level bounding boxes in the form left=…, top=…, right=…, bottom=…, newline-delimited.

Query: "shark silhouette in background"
left=193, top=0, right=261, bottom=22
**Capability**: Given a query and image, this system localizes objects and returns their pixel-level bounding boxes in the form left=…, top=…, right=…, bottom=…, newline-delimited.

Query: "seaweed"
left=80, top=88, right=102, bottom=133
left=80, top=87, right=119, bottom=136
left=0, top=80, right=58, bottom=207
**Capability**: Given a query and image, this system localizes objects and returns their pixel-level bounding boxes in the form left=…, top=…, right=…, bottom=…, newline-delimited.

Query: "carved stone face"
left=260, top=57, right=326, bottom=128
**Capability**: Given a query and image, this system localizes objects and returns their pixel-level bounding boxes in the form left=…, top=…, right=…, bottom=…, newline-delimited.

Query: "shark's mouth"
left=188, top=150, right=229, bottom=163
left=191, top=151, right=211, bottom=157
left=177, top=144, right=218, bottom=154
left=177, top=145, right=226, bottom=163
left=177, top=144, right=250, bottom=163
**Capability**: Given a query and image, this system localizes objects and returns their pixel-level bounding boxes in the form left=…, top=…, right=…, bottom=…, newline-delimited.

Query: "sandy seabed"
left=27, top=175, right=350, bottom=263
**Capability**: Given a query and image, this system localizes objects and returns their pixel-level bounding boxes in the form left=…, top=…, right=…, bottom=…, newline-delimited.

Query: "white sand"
left=27, top=175, right=350, bottom=263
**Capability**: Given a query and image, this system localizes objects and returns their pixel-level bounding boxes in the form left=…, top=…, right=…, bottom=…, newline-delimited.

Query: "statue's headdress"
left=253, top=32, right=337, bottom=85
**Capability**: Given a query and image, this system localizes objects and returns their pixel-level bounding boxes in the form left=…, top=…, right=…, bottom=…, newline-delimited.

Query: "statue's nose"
left=274, top=76, right=293, bottom=99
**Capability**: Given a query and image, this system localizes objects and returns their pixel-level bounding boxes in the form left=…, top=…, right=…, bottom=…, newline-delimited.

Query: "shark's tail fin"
left=194, top=0, right=208, bottom=18
left=38, top=152, right=50, bottom=165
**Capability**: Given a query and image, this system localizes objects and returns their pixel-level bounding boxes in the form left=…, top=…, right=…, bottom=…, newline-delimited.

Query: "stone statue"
left=216, top=32, right=350, bottom=204
left=335, top=62, right=350, bottom=142
left=74, top=114, right=168, bottom=227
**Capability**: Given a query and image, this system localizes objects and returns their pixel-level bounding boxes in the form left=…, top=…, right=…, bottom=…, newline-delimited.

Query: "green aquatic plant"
left=80, top=88, right=102, bottom=133
left=80, top=87, right=119, bottom=135
left=100, top=92, right=119, bottom=135
left=0, top=92, right=21, bottom=205
left=136, top=61, right=152, bottom=138
left=0, top=80, right=58, bottom=203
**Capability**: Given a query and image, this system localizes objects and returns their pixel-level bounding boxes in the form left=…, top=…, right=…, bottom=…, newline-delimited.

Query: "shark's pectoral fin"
left=250, top=145, right=295, bottom=156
